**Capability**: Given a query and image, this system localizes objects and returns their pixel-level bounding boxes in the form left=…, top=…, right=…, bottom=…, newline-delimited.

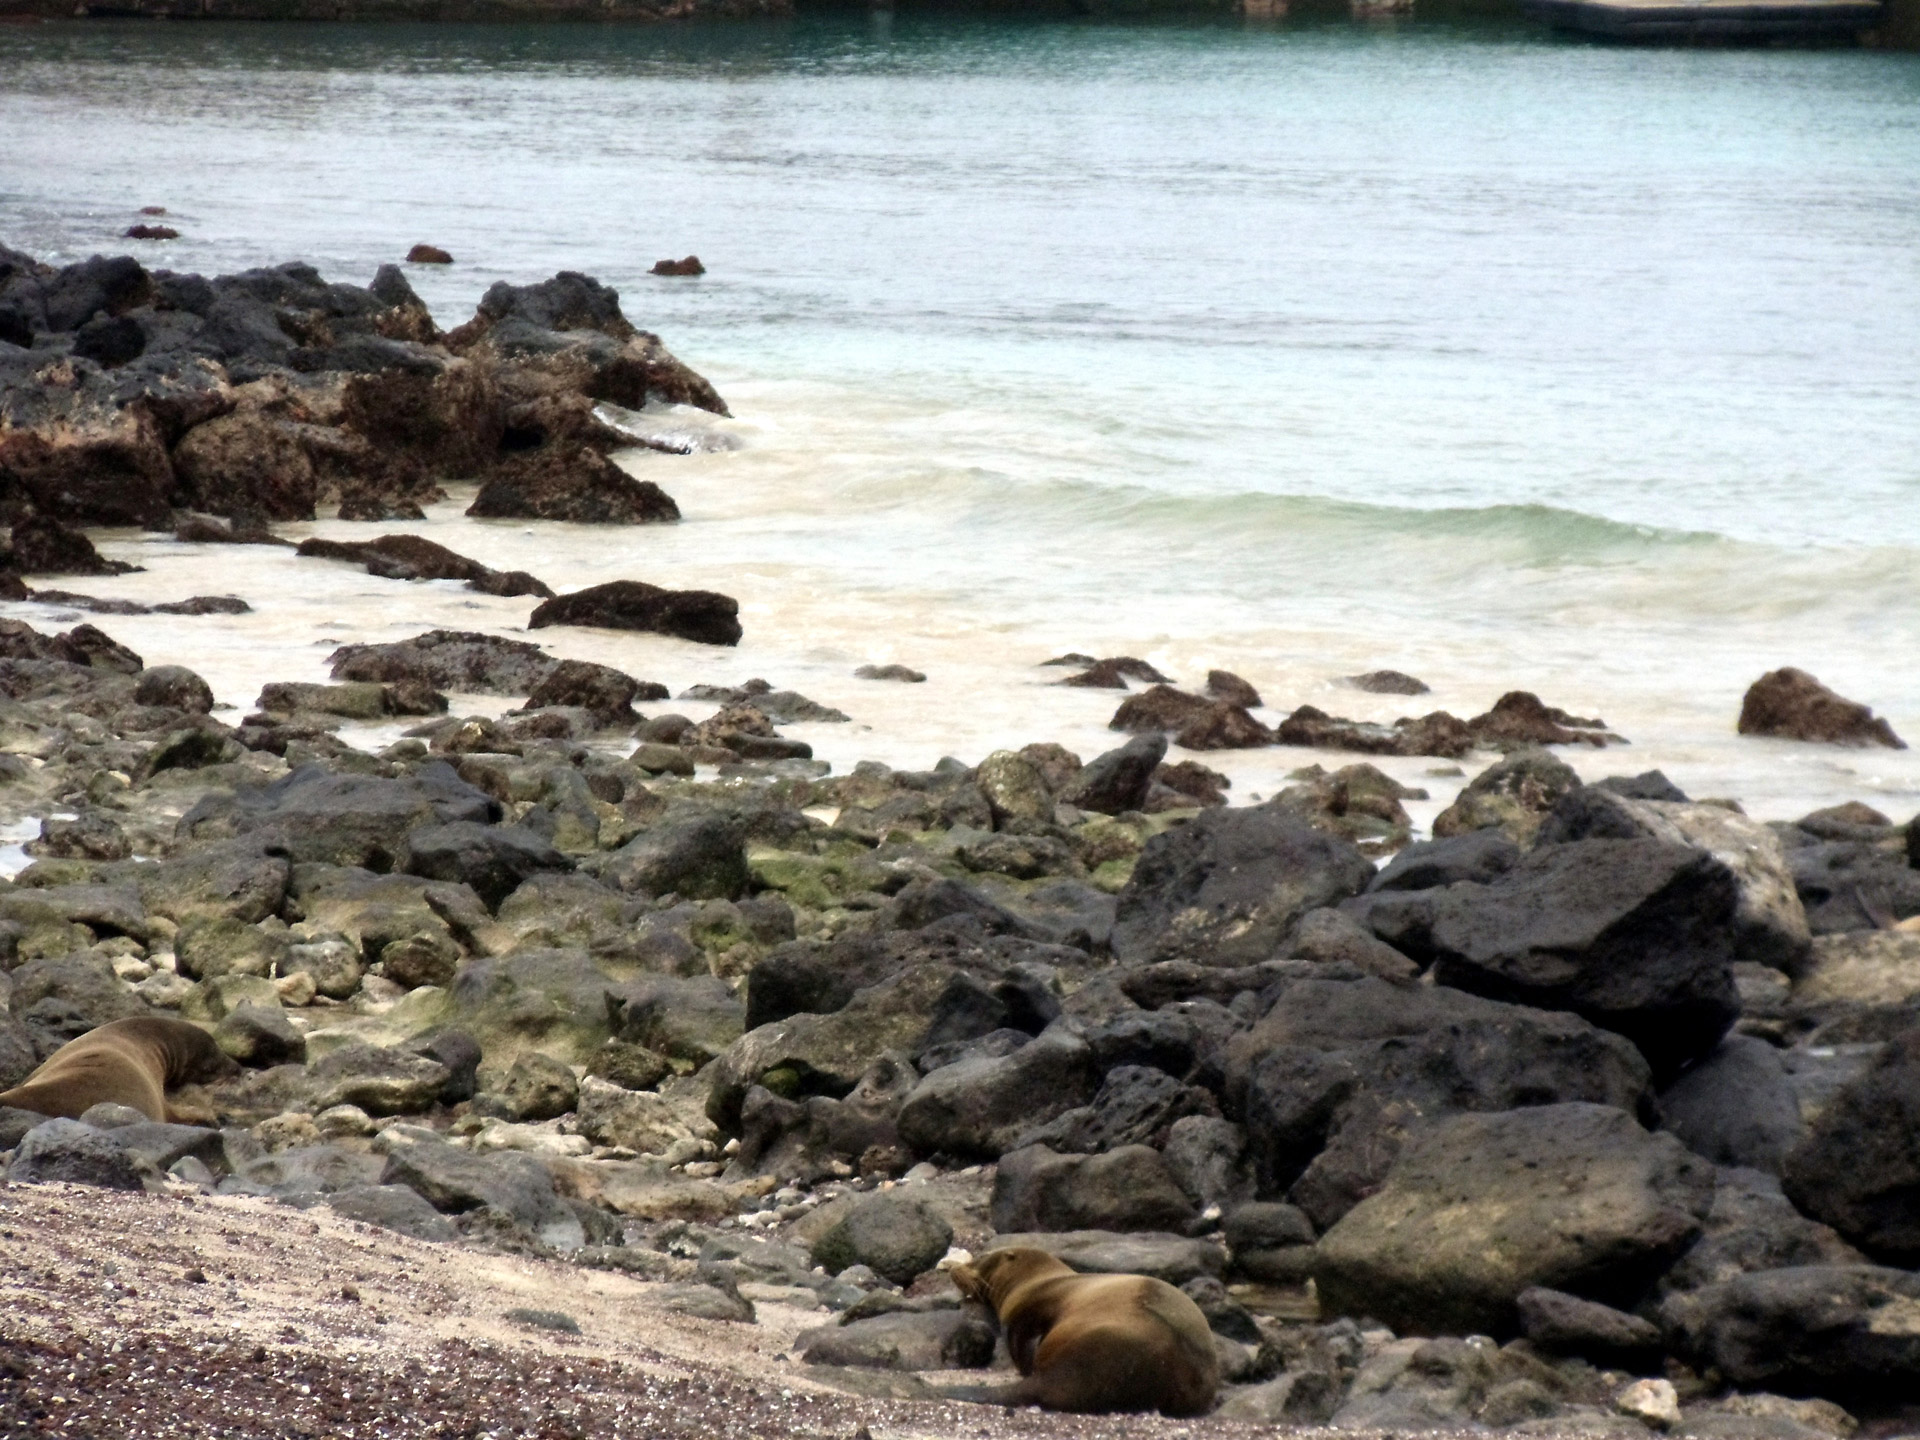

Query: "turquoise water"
left=3, top=17, right=1920, bottom=818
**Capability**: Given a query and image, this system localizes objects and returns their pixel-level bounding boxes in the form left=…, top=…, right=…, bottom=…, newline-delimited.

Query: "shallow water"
left=3, top=15, right=1920, bottom=825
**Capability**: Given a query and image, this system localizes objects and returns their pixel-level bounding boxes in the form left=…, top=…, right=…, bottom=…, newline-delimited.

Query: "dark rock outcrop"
left=297, top=534, right=553, bottom=598
left=528, top=581, right=742, bottom=647
left=1781, top=1026, right=1920, bottom=1264
left=1739, top=668, right=1905, bottom=749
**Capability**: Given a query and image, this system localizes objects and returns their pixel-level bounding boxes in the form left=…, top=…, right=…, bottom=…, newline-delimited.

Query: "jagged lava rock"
left=1739, top=667, right=1905, bottom=749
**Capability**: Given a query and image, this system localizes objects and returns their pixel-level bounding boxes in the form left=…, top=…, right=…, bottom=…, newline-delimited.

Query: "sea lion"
left=0, top=1017, right=236, bottom=1123
left=942, top=1246, right=1220, bottom=1416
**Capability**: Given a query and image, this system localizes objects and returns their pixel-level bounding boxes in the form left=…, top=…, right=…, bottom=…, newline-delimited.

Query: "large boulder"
left=1110, top=807, right=1374, bottom=967
left=1225, top=977, right=1652, bottom=1223
left=468, top=449, right=680, bottom=525
left=400, top=821, right=572, bottom=912
left=1662, top=1265, right=1920, bottom=1401
left=608, top=974, right=745, bottom=1067
left=441, top=948, right=621, bottom=1067
left=6, top=1118, right=152, bottom=1190
left=1430, top=750, right=1582, bottom=847
left=1660, top=1166, right=1865, bottom=1296
left=990, top=1143, right=1197, bottom=1234
left=798, top=1310, right=995, bottom=1372
left=894, top=1023, right=1097, bottom=1160
left=1059, top=733, right=1165, bottom=817
left=1738, top=668, right=1905, bottom=749
left=1537, top=787, right=1811, bottom=975
left=528, top=581, right=742, bottom=647
left=592, top=813, right=748, bottom=900
left=1418, top=838, right=1740, bottom=1081
left=1314, top=1103, right=1715, bottom=1336
left=1781, top=1026, right=1920, bottom=1264
left=329, top=629, right=559, bottom=695
left=976, top=1231, right=1225, bottom=1287
left=808, top=1191, right=954, bottom=1285
left=378, top=1139, right=583, bottom=1251
left=178, top=762, right=498, bottom=869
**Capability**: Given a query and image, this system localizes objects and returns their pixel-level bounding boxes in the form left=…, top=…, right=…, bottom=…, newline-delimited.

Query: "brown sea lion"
left=942, top=1246, right=1220, bottom=1416
left=0, top=1017, right=236, bottom=1123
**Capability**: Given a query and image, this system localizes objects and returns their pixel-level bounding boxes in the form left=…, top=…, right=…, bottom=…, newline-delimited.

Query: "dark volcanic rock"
left=809, top=1191, right=953, bottom=1285
left=7, top=1118, right=151, bottom=1190
left=1516, top=1286, right=1662, bottom=1367
left=990, top=1143, right=1198, bottom=1234
left=1430, top=749, right=1582, bottom=846
left=1274, top=705, right=1474, bottom=761
left=1781, top=1026, right=1920, bottom=1264
left=4, top=514, right=138, bottom=577
left=329, top=629, right=556, bottom=695
left=1205, top=669, right=1262, bottom=708
left=401, top=821, right=573, bottom=912
left=1418, top=837, right=1741, bottom=1081
left=1226, top=977, right=1654, bottom=1224
left=1657, top=1034, right=1805, bottom=1174
left=1060, top=656, right=1170, bottom=689
left=133, top=664, right=215, bottom=713
left=528, top=581, right=741, bottom=647
left=1368, top=830, right=1520, bottom=893
left=1315, top=1103, right=1714, bottom=1336
left=523, top=659, right=655, bottom=726
left=1059, top=733, right=1166, bottom=816
left=1739, top=667, right=1905, bottom=749
left=297, top=534, right=553, bottom=599
left=895, top=1023, right=1097, bottom=1161
left=798, top=1310, right=994, bottom=1372
left=1464, top=691, right=1620, bottom=750
left=468, top=450, right=681, bottom=525
left=1111, top=806, right=1375, bottom=967
left=1347, top=670, right=1430, bottom=696
left=1661, top=1264, right=1920, bottom=1401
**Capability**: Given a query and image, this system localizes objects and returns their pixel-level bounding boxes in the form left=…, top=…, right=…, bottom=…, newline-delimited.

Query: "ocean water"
left=3, top=15, right=1920, bottom=829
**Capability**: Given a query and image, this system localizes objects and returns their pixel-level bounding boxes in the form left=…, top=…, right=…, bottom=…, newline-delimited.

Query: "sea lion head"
left=951, top=1246, right=1076, bottom=1313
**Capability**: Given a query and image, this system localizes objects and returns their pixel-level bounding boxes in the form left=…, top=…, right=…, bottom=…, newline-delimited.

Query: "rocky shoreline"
left=3, top=246, right=1920, bottom=1437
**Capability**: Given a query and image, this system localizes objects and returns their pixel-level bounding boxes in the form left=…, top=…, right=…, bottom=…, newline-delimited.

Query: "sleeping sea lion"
left=942, top=1246, right=1219, bottom=1416
left=0, top=1017, right=237, bottom=1123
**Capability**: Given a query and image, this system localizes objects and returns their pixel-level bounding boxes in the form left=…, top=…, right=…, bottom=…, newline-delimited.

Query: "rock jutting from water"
left=0, top=245, right=724, bottom=551
left=1, top=617, right=1917, bottom=1432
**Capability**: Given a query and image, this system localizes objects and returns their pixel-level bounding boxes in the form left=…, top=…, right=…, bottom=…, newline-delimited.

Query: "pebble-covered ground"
left=0, top=1182, right=1346, bottom=1440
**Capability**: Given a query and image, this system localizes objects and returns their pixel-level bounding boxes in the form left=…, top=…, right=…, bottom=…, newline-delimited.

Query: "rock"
left=1466, top=691, right=1621, bottom=750
left=1538, top=788, right=1812, bottom=977
left=1739, top=668, right=1905, bottom=749
left=1707, top=1394, right=1860, bottom=1439
left=329, top=629, right=557, bottom=696
left=321, top=1184, right=461, bottom=1242
left=1662, top=1167, right=1868, bottom=1297
left=1217, top=1371, right=1345, bottom=1423
left=978, top=1230, right=1225, bottom=1286
left=1658, top=1035, right=1804, bottom=1173
left=1615, top=1377, right=1680, bottom=1429
left=1369, top=829, right=1521, bottom=893
left=573, top=1075, right=692, bottom=1154
left=609, top=974, right=745, bottom=1067
left=178, top=761, right=498, bottom=869
left=1227, top=976, right=1654, bottom=1223
left=524, top=659, right=650, bottom=726
left=1205, top=669, right=1262, bottom=708
left=133, top=665, right=214, bottom=713
left=297, top=535, right=553, bottom=600
left=594, top=813, right=748, bottom=900
left=1517, top=1286, right=1663, bottom=1366
left=651, top=256, right=705, bottom=277
left=990, top=1144, right=1197, bottom=1233
left=495, top=1052, right=579, bottom=1122
left=7, top=1117, right=152, bottom=1190
left=809, top=1192, right=953, bottom=1285
left=895, top=1023, right=1097, bottom=1160
left=654, top=1270, right=756, bottom=1323
left=443, top=948, right=621, bottom=1067
left=407, top=1031, right=482, bottom=1105
left=974, top=749, right=1054, bottom=831
left=1059, top=733, right=1166, bottom=816
left=1284, top=906, right=1419, bottom=979
left=1269, top=762, right=1423, bottom=854
left=406, top=245, right=453, bottom=264
left=528, top=581, right=741, bottom=646
left=1347, top=669, right=1430, bottom=695
left=1112, top=685, right=1272, bottom=751
left=1781, top=1026, right=1920, bottom=1263
left=854, top=664, right=924, bottom=683
left=28, top=814, right=131, bottom=864
left=1111, top=806, right=1374, bottom=967
left=1059, top=656, right=1170, bottom=688
left=586, top=1039, right=672, bottom=1092
left=1419, top=838, right=1741, bottom=1081
left=1662, top=1265, right=1920, bottom=1402
left=468, top=449, right=681, bottom=526
left=798, top=1309, right=994, bottom=1371
left=1013, top=1064, right=1218, bottom=1155
left=1152, top=759, right=1230, bottom=809
left=5, top=516, right=140, bottom=577
left=1162, top=1116, right=1255, bottom=1213
left=1315, top=1104, right=1714, bottom=1335
left=1273, top=705, right=1475, bottom=760
left=308, top=1044, right=451, bottom=1116
left=401, top=821, right=572, bottom=912
left=1431, top=749, right=1583, bottom=846
left=377, top=1139, right=583, bottom=1251
left=214, top=1003, right=306, bottom=1067
left=176, top=914, right=283, bottom=982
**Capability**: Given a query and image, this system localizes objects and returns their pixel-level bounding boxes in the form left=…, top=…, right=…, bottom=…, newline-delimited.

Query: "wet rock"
left=296, top=534, right=554, bottom=599
left=406, top=245, right=453, bottom=264
left=651, top=256, right=704, bottom=277
left=854, top=664, right=924, bottom=683
left=1658, top=1035, right=1804, bottom=1173
left=895, top=1023, right=1097, bottom=1160
left=809, top=1191, right=953, bottom=1285
left=798, top=1309, right=994, bottom=1370
left=1112, top=685, right=1272, bottom=751
left=1316, top=1103, right=1714, bottom=1335
left=1205, top=669, right=1262, bottom=708
left=528, top=580, right=741, bottom=647
left=1059, top=732, right=1166, bottom=816
left=1431, top=748, right=1583, bottom=846
left=1273, top=704, right=1474, bottom=760
left=523, top=659, right=652, bottom=726
left=133, top=664, right=214, bottom=713
left=1151, top=759, right=1230, bottom=809
left=468, top=449, right=681, bottom=525
left=1517, top=1286, right=1662, bottom=1367
left=1466, top=691, right=1621, bottom=750
left=1111, top=806, right=1375, bottom=967
left=991, top=1143, right=1197, bottom=1233
left=1420, top=837, right=1742, bottom=1081
left=1268, top=762, right=1423, bottom=854
left=1347, top=669, right=1430, bottom=696
left=1662, top=1265, right=1920, bottom=1401
left=1739, top=668, right=1905, bottom=749
left=1060, top=656, right=1170, bottom=689
left=329, top=629, right=557, bottom=695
